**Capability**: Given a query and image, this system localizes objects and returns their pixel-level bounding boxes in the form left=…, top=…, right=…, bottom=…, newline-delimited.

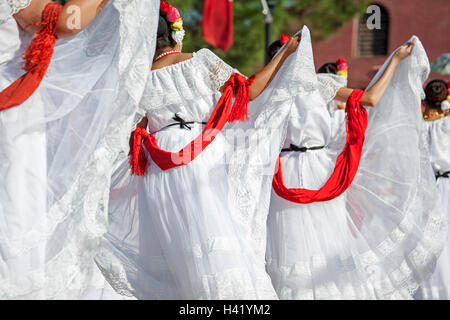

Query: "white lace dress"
left=416, top=116, right=450, bottom=299
left=95, top=48, right=284, bottom=299
left=266, top=36, right=447, bottom=300
left=95, top=25, right=323, bottom=299
left=0, top=0, right=159, bottom=299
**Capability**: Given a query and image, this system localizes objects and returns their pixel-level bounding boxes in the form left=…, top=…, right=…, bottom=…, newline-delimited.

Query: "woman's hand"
left=280, top=35, right=301, bottom=58
left=128, top=117, right=148, bottom=155
left=335, top=39, right=416, bottom=107
left=393, top=39, right=415, bottom=61
left=136, top=116, right=149, bottom=129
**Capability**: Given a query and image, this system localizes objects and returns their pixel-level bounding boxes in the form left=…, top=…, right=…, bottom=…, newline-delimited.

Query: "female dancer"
left=416, top=80, right=450, bottom=299
left=0, top=0, right=159, bottom=299
left=94, top=3, right=312, bottom=298
left=266, top=35, right=447, bottom=299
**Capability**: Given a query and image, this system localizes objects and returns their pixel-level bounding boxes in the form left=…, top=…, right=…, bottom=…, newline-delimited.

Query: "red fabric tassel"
left=228, top=75, right=255, bottom=122
left=129, top=127, right=150, bottom=175
left=129, top=73, right=253, bottom=175
left=272, top=89, right=368, bottom=204
left=0, top=2, right=62, bottom=111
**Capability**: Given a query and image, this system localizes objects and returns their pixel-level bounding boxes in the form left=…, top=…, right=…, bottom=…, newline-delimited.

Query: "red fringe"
left=0, top=2, right=62, bottom=112
left=228, top=75, right=255, bottom=122
left=25, top=2, right=62, bottom=75
left=129, top=127, right=150, bottom=176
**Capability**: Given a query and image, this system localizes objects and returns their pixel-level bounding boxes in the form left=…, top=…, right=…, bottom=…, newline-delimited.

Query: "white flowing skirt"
left=266, top=148, right=372, bottom=299
left=267, top=141, right=445, bottom=300
left=96, top=124, right=278, bottom=299
left=266, top=37, right=447, bottom=300
left=415, top=177, right=450, bottom=299
left=0, top=0, right=158, bottom=299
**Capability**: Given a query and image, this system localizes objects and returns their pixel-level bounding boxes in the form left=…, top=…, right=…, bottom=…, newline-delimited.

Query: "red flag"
left=202, top=0, right=234, bottom=52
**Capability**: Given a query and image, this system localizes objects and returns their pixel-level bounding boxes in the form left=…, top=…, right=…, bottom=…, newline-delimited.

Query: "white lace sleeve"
left=195, top=48, right=235, bottom=91
left=316, top=73, right=347, bottom=103
left=1, top=0, right=32, bottom=23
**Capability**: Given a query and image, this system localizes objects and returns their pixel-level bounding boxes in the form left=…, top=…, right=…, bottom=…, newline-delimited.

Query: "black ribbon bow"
left=282, top=144, right=325, bottom=153
left=172, top=113, right=192, bottom=130
left=436, top=171, right=450, bottom=180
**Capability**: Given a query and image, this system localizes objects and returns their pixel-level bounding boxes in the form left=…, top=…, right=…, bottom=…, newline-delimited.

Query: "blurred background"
left=172, top=0, right=449, bottom=88
left=58, top=0, right=450, bottom=88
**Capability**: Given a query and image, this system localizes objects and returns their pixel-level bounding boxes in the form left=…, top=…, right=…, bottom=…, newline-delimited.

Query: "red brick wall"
left=312, top=0, right=450, bottom=88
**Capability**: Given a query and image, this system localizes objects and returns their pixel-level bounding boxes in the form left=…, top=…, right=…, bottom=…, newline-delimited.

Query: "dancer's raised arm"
left=14, top=0, right=109, bottom=38
left=334, top=40, right=415, bottom=106
left=248, top=36, right=300, bottom=100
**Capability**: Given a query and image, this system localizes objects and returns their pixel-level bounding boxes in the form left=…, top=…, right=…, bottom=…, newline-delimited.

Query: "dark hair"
left=318, top=62, right=338, bottom=75
left=155, top=15, right=176, bottom=59
left=424, top=79, right=448, bottom=111
left=267, top=40, right=282, bottom=62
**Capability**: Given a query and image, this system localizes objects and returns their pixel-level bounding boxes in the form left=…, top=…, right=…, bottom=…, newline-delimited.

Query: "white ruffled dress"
left=416, top=116, right=450, bottom=299
left=266, top=36, right=447, bottom=300
left=0, top=0, right=159, bottom=299
left=95, top=48, right=279, bottom=299
left=95, top=27, right=322, bottom=299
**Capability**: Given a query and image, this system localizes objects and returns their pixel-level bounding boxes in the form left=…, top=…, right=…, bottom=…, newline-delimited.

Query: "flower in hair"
left=159, top=1, right=185, bottom=44
left=167, top=7, right=180, bottom=23
left=280, top=34, right=291, bottom=45
left=171, top=18, right=183, bottom=31
left=160, top=1, right=171, bottom=14
left=336, top=57, right=348, bottom=79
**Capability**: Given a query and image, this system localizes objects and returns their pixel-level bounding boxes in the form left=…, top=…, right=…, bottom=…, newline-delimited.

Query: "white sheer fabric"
left=416, top=116, right=450, bottom=299
left=95, top=26, right=316, bottom=300
left=266, top=36, right=447, bottom=300
left=0, top=0, right=159, bottom=299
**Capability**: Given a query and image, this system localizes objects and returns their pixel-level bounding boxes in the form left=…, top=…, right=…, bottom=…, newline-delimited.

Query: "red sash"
left=129, top=73, right=255, bottom=174
left=272, top=89, right=368, bottom=203
left=0, top=2, right=62, bottom=111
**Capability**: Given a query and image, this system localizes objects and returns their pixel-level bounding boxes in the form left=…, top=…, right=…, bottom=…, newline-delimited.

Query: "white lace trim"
left=267, top=196, right=447, bottom=300
left=140, top=48, right=234, bottom=111
left=317, top=73, right=347, bottom=103
left=95, top=237, right=278, bottom=299
left=1, top=0, right=31, bottom=23
left=7, top=0, right=31, bottom=14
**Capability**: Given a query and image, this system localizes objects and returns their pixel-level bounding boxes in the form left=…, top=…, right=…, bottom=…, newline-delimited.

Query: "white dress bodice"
left=139, top=48, right=235, bottom=133
left=283, top=73, right=346, bottom=148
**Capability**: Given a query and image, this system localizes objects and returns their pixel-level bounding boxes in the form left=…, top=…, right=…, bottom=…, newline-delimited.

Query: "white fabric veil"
left=0, top=0, right=159, bottom=299
left=226, top=26, right=318, bottom=262
left=343, top=36, right=447, bottom=298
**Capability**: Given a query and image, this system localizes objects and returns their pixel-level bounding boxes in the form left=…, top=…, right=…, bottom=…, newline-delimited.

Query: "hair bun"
left=425, top=80, right=448, bottom=103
